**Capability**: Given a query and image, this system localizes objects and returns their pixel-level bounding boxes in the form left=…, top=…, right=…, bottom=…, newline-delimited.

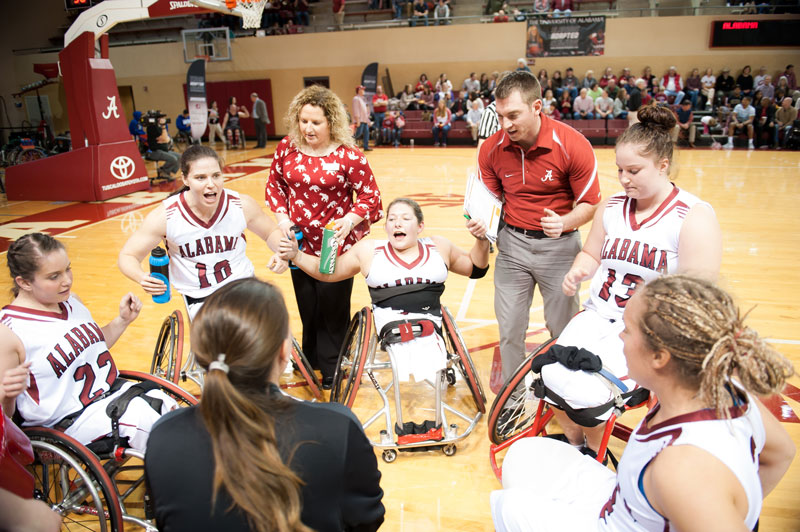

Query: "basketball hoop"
left=225, top=0, right=267, bottom=29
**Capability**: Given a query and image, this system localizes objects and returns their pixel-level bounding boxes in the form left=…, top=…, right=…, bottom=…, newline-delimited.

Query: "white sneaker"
left=723, top=142, right=734, bottom=149
left=748, top=142, right=755, bottom=150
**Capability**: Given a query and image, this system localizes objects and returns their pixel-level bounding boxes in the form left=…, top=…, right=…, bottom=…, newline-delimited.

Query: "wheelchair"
left=151, top=309, right=322, bottom=400
left=330, top=305, right=486, bottom=463
left=487, top=338, right=653, bottom=480
left=22, top=370, right=197, bottom=531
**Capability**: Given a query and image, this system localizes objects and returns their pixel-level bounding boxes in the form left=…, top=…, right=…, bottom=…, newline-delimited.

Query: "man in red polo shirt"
left=478, top=70, right=600, bottom=384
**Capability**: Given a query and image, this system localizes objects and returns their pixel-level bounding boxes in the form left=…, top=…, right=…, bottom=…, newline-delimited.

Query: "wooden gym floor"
left=1, top=142, right=798, bottom=531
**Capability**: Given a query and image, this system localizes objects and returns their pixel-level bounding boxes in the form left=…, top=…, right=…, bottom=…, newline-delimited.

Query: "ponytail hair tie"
left=734, top=328, right=744, bottom=340
left=209, top=354, right=230, bottom=374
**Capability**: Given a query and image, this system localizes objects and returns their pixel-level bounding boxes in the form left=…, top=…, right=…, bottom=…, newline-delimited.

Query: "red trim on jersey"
left=387, top=241, right=428, bottom=270
left=627, top=186, right=680, bottom=231
left=642, top=199, right=689, bottom=229
left=635, top=397, right=748, bottom=437
left=1, top=302, right=69, bottom=321
left=26, top=372, right=40, bottom=405
left=179, top=189, right=229, bottom=229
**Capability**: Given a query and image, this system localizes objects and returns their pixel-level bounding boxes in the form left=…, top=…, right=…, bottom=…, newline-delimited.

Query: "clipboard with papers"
left=464, top=170, right=503, bottom=243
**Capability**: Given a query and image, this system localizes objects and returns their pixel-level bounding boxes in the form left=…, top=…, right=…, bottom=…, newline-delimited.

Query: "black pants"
left=290, top=268, right=353, bottom=380
left=254, top=118, right=267, bottom=148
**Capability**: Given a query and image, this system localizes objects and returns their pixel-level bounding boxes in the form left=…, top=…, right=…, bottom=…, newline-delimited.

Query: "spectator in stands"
left=563, top=67, right=579, bottom=99
left=516, top=58, right=531, bottom=72
left=537, top=69, right=551, bottom=93
left=604, top=78, right=619, bottom=100
left=399, top=84, right=418, bottom=111
left=436, top=73, right=453, bottom=101
left=642, top=66, right=656, bottom=95
left=352, top=85, right=372, bottom=151
left=559, top=90, right=573, bottom=117
left=432, top=98, right=452, bottom=147
left=533, top=0, right=551, bottom=15
left=380, top=112, right=395, bottom=146
left=393, top=0, right=406, bottom=19
left=752, top=89, right=764, bottom=109
left=450, top=91, right=469, bottom=121
left=268, top=21, right=286, bottom=35
left=660, top=66, right=685, bottom=105
left=487, top=71, right=500, bottom=100
left=207, top=101, right=224, bottom=145
left=333, top=0, right=345, bottom=30
left=726, top=86, right=743, bottom=109
left=551, top=70, right=564, bottom=98
left=416, top=73, right=434, bottom=93
left=176, top=109, right=193, bottom=144
left=485, top=0, right=504, bottom=14
left=599, top=67, right=616, bottom=89
left=594, top=89, right=613, bottom=120
left=775, top=96, right=798, bottom=149
left=587, top=82, right=602, bottom=102
left=573, top=88, right=595, bottom=119
left=419, top=86, right=435, bottom=110
left=613, top=88, right=628, bottom=119
left=618, top=67, right=634, bottom=88
left=547, top=101, right=561, bottom=120
left=672, top=99, right=696, bottom=147
left=466, top=97, right=484, bottom=145
left=652, top=85, right=668, bottom=106
left=753, top=65, right=769, bottom=88
left=715, top=67, right=736, bottom=106
left=468, top=91, right=485, bottom=112
left=543, top=89, right=557, bottom=112
left=463, top=73, right=481, bottom=95
left=754, top=96, right=775, bottom=149
left=392, top=111, right=405, bottom=147
left=683, top=68, right=701, bottom=109
left=627, top=78, right=649, bottom=124
left=410, top=0, right=429, bottom=25
left=701, top=67, right=716, bottom=109
left=293, top=0, right=309, bottom=24
left=434, top=0, right=451, bottom=24
left=479, top=73, right=491, bottom=99
left=737, top=65, right=754, bottom=97
left=775, top=76, right=791, bottom=100
left=129, top=110, right=146, bottom=143
left=551, top=0, right=573, bottom=17
left=783, top=64, right=797, bottom=91
left=723, top=95, right=756, bottom=150
left=494, top=10, right=510, bottom=22
left=581, top=70, right=596, bottom=90
left=372, top=85, right=389, bottom=145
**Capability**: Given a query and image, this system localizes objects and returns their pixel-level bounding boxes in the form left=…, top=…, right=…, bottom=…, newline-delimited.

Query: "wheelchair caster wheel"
left=382, top=449, right=397, bottom=463
left=445, top=367, right=456, bottom=386
left=442, top=444, right=457, bottom=456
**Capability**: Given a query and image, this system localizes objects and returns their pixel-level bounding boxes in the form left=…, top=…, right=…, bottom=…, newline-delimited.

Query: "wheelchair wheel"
left=150, top=310, right=184, bottom=385
left=16, top=146, right=48, bottom=165
left=331, top=307, right=372, bottom=408
left=442, top=306, right=486, bottom=414
left=25, top=427, right=124, bottom=532
left=286, top=336, right=322, bottom=400
left=120, top=369, right=199, bottom=407
left=487, top=337, right=558, bottom=445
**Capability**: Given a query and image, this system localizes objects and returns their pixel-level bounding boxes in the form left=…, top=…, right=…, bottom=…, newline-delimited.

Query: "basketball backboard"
left=182, top=28, right=232, bottom=63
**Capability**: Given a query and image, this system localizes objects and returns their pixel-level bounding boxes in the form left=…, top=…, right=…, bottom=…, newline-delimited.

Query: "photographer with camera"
left=145, top=111, right=180, bottom=181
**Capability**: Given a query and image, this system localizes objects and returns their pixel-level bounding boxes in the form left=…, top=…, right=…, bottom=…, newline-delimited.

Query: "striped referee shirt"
left=477, top=101, right=499, bottom=140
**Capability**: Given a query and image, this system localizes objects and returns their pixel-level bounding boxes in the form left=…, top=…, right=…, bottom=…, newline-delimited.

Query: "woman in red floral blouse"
left=266, top=85, right=383, bottom=387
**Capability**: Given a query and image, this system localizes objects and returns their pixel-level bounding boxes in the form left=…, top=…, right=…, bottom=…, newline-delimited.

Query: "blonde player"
left=0, top=234, right=176, bottom=451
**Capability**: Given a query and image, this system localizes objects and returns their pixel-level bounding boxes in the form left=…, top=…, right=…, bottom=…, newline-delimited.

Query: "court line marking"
left=455, top=279, right=476, bottom=321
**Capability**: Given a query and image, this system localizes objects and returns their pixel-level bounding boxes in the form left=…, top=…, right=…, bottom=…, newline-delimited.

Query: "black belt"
left=185, top=294, right=206, bottom=306
left=505, top=223, right=576, bottom=239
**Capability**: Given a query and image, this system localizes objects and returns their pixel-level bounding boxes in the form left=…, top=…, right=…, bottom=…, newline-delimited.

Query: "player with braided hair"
left=492, top=274, right=795, bottom=532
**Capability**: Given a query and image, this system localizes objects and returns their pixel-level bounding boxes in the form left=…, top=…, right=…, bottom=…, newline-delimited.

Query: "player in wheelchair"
left=489, top=104, right=722, bottom=462
left=279, top=197, right=490, bottom=459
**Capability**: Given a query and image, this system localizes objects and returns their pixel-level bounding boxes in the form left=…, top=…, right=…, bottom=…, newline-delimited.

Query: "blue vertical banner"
left=186, top=59, right=208, bottom=141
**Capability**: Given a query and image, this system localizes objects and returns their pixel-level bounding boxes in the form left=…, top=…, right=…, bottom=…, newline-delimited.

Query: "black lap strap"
left=368, top=283, right=445, bottom=316
left=55, top=378, right=127, bottom=431
left=379, top=319, right=440, bottom=350
left=530, top=344, right=649, bottom=427
left=106, top=380, right=163, bottom=449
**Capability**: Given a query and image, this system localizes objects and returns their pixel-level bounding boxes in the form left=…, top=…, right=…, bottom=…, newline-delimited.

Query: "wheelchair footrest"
left=395, top=420, right=443, bottom=445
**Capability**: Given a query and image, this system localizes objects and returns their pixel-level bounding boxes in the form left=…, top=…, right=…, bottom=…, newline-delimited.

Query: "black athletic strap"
left=378, top=318, right=441, bottom=350
left=368, top=283, right=445, bottom=317
left=55, top=378, right=127, bottom=431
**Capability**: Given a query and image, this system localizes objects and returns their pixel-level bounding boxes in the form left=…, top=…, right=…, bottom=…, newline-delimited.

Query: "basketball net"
left=225, top=0, right=268, bottom=29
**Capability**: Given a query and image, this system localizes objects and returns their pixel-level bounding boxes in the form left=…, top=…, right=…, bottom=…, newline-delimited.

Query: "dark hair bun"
left=637, top=103, right=676, bottom=131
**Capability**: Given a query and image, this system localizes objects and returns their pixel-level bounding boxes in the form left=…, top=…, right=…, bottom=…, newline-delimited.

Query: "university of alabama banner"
left=186, top=59, right=208, bottom=141
left=526, top=16, right=605, bottom=57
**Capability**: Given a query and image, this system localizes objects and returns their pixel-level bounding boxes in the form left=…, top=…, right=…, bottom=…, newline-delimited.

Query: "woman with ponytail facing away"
left=144, top=278, right=384, bottom=532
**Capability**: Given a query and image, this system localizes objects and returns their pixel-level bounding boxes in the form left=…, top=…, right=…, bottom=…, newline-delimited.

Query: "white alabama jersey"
left=0, top=296, right=119, bottom=428
left=164, top=189, right=254, bottom=299
left=365, top=238, right=448, bottom=331
left=598, top=389, right=765, bottom=532
left=584, top=187, right=711, bottom=320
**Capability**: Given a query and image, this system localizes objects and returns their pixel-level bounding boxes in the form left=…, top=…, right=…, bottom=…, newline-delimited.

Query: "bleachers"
left=400, top=109, right=474, bottom=145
